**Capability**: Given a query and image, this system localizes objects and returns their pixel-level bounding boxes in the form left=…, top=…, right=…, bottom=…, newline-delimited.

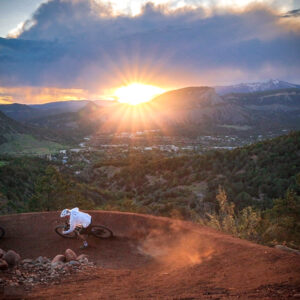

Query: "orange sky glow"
left=0, top=83, right=169, bottom=105
left=0, top=86, right=109, bottom=104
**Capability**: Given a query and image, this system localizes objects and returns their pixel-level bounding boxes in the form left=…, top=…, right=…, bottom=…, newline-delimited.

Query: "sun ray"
left=114, top=83, right=165, bottom=105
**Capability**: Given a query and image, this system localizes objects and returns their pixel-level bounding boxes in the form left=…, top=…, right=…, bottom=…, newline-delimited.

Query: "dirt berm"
left=0, top=211, right=299, bottom=299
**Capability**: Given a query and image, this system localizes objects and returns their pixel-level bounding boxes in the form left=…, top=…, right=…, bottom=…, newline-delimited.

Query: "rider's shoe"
left=80, top=241, right=88, bottom=249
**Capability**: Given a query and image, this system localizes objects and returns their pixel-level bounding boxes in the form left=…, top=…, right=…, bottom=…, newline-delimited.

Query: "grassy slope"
left=0, top=134, right=66, bottom=155
left=0, top=110, right=70, bottom=155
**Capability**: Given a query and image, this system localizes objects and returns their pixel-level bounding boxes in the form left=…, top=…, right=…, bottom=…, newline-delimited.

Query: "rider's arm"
left=63, top=217, right=76, bottom=235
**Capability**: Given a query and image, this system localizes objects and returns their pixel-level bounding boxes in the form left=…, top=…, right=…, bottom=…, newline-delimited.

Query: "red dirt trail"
left=0, top=211, right=299, bottom=299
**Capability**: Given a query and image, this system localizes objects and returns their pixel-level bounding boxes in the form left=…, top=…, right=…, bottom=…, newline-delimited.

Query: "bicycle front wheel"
left=54, top=225, right=76, bottom=239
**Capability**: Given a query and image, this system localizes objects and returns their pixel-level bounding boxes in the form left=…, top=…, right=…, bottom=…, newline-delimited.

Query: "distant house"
left=70, top=149, right=81, bottom=153
left=59, top=150, right=67, bottom=154
left=62, top=155, right=68, bottom=164
left=182, top=146, right=194, bottom=150
left=171, top=145, right=179, bottom=152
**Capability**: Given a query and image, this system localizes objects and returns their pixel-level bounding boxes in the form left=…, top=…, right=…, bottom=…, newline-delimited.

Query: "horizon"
left=1, top=78, right=300, bottom=105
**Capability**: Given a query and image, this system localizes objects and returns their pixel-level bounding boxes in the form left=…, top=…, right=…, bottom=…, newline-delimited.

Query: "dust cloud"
left=137, top=222, right=214, bottom=270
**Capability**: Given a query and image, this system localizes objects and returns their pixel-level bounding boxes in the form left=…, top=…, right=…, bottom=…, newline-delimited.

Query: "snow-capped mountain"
left=215, top=79, right=300, bottom=95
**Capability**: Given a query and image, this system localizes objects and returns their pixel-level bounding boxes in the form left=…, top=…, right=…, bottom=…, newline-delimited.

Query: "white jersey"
left=63, top=207, right=91, bottom=234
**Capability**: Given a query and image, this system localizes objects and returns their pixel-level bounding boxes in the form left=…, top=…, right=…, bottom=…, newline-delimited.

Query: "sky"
left=0, top=0, right=300, bottom=104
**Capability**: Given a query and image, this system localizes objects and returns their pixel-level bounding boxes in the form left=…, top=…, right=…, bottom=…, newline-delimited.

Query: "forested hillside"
left=223, top=88, right=300, bottom=131
left=91, top=131, right=300, bottom=212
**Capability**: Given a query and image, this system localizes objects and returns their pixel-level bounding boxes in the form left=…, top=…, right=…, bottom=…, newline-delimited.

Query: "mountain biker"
left=60, top=207, right=91, bottom=249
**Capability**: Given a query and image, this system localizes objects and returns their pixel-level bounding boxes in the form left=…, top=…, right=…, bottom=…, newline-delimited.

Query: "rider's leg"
left=75, top=228, right=88, bottom=248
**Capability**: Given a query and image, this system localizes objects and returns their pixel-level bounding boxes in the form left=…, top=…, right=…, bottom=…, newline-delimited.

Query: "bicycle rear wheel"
left=0, top=227, right=5, bottom=239
left=90, top=225, right=113, bottom=239
left=54, top=225, right=76, bottom=239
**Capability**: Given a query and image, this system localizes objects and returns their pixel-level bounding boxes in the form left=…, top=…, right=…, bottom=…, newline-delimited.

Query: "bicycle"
left=54, top=222, right=113, bottom=239
left=0, top=226, right=5, bottom=239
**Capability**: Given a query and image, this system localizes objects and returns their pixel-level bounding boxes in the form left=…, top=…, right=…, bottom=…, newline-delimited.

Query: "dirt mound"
left=0, top=211, right=300, bottom=299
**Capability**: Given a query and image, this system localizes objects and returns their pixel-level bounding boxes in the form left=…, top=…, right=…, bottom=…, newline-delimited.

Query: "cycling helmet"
left=60, top=209, right=71, bottom=217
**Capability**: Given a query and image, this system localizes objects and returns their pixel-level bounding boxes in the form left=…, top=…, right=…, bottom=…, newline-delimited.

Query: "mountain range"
left=215, top=79, right=300, bottom=95
left=0, top=100, right=115, bottom=122
left=93, top=85, right=300, bottom=135
left=0, top=80, right=299, bottom=146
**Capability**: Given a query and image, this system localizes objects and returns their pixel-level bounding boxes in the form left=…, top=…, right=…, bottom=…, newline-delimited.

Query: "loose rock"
left=77, top=254, right=88, bottom=261
left=3, top=250, right=21, bottom=266
left=51, top=261, right=64, bottom=269
left=69, top=260, right=80, bottom=266
left=35, top=256, right=46, bottom=264
left=51, top=254, right=65, bottom=264
left=65, top=249, right=77, bottom=262
left=0, top=248, right=5, bottom=259
left=79, top=257, right=89, bottom=264
left=21, top=258, right=33, bottom=264
left=0, top=248, right=96, bottom=289
left=0, top=258, right=8, bottom=270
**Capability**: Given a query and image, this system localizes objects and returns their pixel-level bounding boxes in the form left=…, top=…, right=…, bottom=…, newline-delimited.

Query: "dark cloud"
left=282, top=8, right=300, bottom=18
left=0, top=0, right=299, bottom=94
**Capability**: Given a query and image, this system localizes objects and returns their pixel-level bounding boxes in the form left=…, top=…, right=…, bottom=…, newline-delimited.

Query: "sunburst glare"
left=114, top=83, right=165, bottom=105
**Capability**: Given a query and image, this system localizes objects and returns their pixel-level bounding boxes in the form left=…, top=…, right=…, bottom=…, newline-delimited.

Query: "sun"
left=114, top=83, right=165, bottom=105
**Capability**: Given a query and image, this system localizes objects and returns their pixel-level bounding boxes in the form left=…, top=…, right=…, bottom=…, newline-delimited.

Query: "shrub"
left=206, top=186, right=261, bottom=240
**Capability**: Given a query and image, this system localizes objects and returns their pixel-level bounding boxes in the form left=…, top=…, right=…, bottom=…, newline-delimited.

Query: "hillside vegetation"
left=92, top=131, right=300, bottom=211
left=0, top=111, right=27, bottom=144
left=0, top=111, right=69, bottom=154
left=0, top=134, right=64, bottom=155
left=0, top=157, right=98, bottom=214
left=0, top=131, right=299, bottom=247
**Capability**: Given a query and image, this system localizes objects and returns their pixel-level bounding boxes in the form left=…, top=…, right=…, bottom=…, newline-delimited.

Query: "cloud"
left=282, top=8, right=300, bottom=17
left=0, top=0, right=299, bottom=103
